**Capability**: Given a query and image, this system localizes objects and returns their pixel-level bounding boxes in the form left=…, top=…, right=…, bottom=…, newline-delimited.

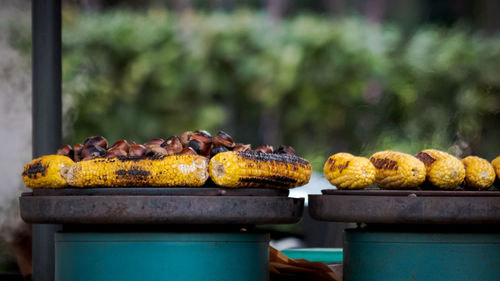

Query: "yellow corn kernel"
left=415, top=149, right=465, bottom=189
left=492, top=156, right=500, bottom=181
left=209, top=151, right=312, bottom=189
left=462, top=156, right=495, bottom=189
left=323, top=153, right=375, bottom=189
left=22, top=155, right=75, bottom=188
left=370, top=150, right=426, bottom=189
left=67, top=155, right=209, bottom=187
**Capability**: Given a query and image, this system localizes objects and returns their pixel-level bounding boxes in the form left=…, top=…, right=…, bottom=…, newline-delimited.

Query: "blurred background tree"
left=53, top=0, right=500, bottom=169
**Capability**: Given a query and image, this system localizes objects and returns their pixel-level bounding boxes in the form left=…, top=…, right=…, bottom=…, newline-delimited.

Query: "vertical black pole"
left=32, top=0, right=62, bottom=280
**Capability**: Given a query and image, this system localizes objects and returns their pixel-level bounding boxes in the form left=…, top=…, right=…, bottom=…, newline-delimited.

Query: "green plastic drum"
left=344, top=230, right=500, bottom=281
left=55, top=232, right=269, bottom=281
left=281, top=248, right=343, bottom=264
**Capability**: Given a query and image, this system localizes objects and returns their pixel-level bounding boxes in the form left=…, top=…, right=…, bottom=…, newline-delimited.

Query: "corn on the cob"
left=461, top=156, right=495, bottom=189
left=369, top=150, right=426, bottom=189
left=415, top=149, right=465, bottom=189
left=323, top=153, right=375, bottom=189
left=209, top=151, right=312, bottom=189
left=67, top=155, right=209, bottom=187
left=22, top=155, right=75, bottom=188
left=492, top=156, right=500, bottom=181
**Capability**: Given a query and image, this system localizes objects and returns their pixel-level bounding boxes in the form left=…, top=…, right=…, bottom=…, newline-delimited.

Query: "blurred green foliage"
left=60, top=9, right=500, bottom=168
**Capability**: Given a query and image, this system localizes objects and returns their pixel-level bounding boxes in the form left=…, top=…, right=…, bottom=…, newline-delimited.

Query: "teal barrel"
left=344, top=230, right=500, bottom=281
left=55, top=232, right=269, bottom=281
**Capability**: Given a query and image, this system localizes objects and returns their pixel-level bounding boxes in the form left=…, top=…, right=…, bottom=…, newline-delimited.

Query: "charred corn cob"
left=67, top=155, right=209, bottom=187
left=323, top=153, right=375, bottom=189
left=461, top=156, right=495, bottom=189
left=370, top=150, right=426, bottom=189
left=209, top=151, right=312, bottom=189
left=415, top=149, right=465, bottom=189
left=22, top=155, right=75, bottom=188
left=492, top=156, right=500, bottom=181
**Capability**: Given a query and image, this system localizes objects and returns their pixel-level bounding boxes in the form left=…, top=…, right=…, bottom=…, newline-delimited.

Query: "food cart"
left=25, top=1, right=304, bottom=280
left=309, top=189, right=500, bottom=281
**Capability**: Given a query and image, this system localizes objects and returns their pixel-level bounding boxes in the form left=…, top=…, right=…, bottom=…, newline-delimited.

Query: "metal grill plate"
left=20, top=187, right=302, bottom=225
left=309, top=189, right=500, bottom=224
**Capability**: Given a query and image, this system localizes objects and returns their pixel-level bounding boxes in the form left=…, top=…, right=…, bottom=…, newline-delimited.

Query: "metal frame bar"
left=32, top=0, right=62, bottom=280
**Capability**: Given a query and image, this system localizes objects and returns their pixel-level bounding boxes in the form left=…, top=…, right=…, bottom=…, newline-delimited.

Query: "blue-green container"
left=344, top=230, right=500, bottom=281
left=55, top=232, right=269, bottom=281
left=281, top=248, right=343, bottom=264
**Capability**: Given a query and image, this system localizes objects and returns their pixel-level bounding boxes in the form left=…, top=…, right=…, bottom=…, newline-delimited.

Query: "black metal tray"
left=30, top=187, right=289, bottom=197
left=321, top=189, right=500, bottom=197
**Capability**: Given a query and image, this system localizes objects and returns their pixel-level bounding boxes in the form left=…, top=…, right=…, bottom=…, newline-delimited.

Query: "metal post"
left=32, top=0, right=62, bottom=280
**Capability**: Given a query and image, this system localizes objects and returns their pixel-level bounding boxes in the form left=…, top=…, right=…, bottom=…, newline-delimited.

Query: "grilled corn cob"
left=22, top=155, right=75, bottom=188
left=323, top=153, right=375, bottom=189
left=67, top=155, right=209, bottom=187
left=370, top=150, right=426, bottom=189
left=415, top=149, right=465, bottom=189
left=492, top=156, right=500, bottom=181
left=461, top=156, right=495, bottom=189
left=209, top=151, right=312, bottom=189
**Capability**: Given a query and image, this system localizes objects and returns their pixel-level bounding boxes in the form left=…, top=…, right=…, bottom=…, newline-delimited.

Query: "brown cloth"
left=269, top=247, right=341, bottom=281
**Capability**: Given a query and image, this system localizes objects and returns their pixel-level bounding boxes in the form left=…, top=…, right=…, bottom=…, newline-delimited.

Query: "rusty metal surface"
left=309, top=192, right=500, bottom=224
left=20, top=194, right=303, bottom=225
left=321, top=189, right=500, bottom=197
left=31, top=187, right=289, bottom=197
